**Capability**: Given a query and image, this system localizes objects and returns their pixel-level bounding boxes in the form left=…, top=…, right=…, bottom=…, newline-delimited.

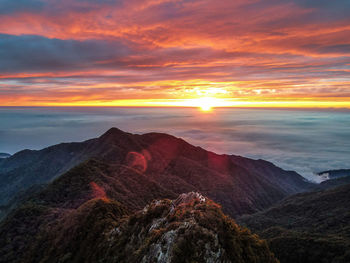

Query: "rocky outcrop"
left=0, top=193, right=278, bottom=263
left=105, top=192, right=278, bottom=263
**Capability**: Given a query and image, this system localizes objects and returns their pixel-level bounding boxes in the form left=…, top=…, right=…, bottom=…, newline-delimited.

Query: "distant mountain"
left=311, top=169, right=350, bottom=191
left=0, top=153, right=11, bottom=159
left=239, top=183, right=350, bottom=263
left=318, top=169, right=350, bottom=180
left=0, top=140, right=98, bottom=211
left=0, top=127, right=314, bottom=220
left=0, top=192, right=278, bottom=263
left=315, top=176, right=350, bottom=191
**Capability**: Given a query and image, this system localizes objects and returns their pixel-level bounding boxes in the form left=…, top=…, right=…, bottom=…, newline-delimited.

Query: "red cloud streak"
left=0, top=0, right=349, bottom=107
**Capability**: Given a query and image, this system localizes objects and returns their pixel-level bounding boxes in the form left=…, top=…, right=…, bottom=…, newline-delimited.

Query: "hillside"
left=0, top=127, right=313, bottom=220
left=239, top=183, right=350, bottom=263
left=318, top=169, right=350, bottom=180
left=316, top=176, right=350, bottom=190
left=0, top=192, right=278, bottom=263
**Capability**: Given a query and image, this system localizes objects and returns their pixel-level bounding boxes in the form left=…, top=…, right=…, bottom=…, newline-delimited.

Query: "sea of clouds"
left=1, top=107, right=349, bottom=182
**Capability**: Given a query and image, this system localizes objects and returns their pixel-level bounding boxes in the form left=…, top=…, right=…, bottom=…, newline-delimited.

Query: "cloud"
left=0, top=0, right=123, bottom=15
left=0, top=0, right=45, bottom=14
left=0, top=34, right=129, bottom=72
left=0, top=0, right=349, bottom=105
left=1, top=107, right=349, bottom=182
left=291, top=0, right=350, bottom=19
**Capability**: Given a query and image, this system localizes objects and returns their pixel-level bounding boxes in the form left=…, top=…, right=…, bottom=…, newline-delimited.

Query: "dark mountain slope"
left=0, top=158, right=178, bottom=262
left=0, top=127, right=313, bottom=219
left=27, top=198, right=129, bottom=263
left=1, top=193, right=278, bottom=263
left=0, top=198, right=128, bottom=263
left=0, top=128, right=148, bottom=218
left=0, top=202, right=60, bottom=262
left=0, top=141, right=97, bottom=208
left=316, top=175, right=350, bottom=190
left=239, top=183, right=350, bottom=263
left=32, top=159, right=177, bottom=211
left=0, top=128, right=142, bottom=211
left=230, top=156, right=311, bottom=194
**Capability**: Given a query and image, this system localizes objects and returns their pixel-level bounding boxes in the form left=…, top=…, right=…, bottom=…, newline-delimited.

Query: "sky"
left=0, top=0, right=350, bottom=107
left=1, top=107, right=349, bottom=182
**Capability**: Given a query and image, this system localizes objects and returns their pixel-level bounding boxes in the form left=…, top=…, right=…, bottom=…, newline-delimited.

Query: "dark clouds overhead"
left=0, top=34, right=129, bottom=72
left=0, top=0, right=45, bottom=14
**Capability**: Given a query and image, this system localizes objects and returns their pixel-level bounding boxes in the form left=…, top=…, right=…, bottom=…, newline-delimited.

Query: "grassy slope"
left=239, top=183, right=350, bottom=263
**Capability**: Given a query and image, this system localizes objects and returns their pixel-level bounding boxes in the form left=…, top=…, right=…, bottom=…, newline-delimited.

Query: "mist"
left=1, top=107, right=349, bottom=182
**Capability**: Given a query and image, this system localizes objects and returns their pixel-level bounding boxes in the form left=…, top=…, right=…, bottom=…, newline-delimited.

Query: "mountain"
left=315, top=176, right=350, bottom=191
left=0, top=140, right=97, bottom=211
left=2, top=127, right=348, bottom=262
left=308, top=169, right=350, bottom=191
left=318, top=169, right=350, bottom=180
left=0, top=192, right=278, bottom=263
left=0, top=127, right=313, bottom=219
left=0, top=153, right=11, bottom=159
left=238, top=183, right=350, bottom=263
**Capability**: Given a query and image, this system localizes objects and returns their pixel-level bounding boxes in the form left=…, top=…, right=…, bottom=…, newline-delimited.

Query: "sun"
left=169, top=96, right=230, bottom=111
left=196, top=97, right=216, bottom=112
left=200, top=104, right=212, bottom=111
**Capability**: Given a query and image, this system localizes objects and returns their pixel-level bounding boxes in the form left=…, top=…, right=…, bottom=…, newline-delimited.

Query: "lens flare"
left=126, top=150, right=151, bottom=172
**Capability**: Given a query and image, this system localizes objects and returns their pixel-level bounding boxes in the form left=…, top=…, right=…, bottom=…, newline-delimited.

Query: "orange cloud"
left=0, top=0, right=350, bottom=107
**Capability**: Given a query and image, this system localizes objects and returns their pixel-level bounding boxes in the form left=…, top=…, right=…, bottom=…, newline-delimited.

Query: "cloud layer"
left=0, top=0, right=350, bottom=106
left=1, top=107, right=349, bottom=182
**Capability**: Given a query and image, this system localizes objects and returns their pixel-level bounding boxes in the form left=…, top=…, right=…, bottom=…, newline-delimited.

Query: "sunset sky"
left=1, top=0, right=350, bottom=108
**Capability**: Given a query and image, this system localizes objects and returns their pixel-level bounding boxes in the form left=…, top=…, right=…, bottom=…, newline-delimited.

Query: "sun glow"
left=196, top=97, right=216, bottom=111
left=2, top=95, right=349, bottom=109
left=163, top=96, right=228, bottom=112
left=200, top=104, right=212, bottom=111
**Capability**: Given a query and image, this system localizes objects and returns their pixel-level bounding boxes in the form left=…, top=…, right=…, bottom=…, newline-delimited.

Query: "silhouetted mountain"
left=318, top=169, right=350, bottom=180
left=309, top=169, right=350, bottom=191
left=0, top=193, right=278, bottom=263
left=0, top=141, right=97, bottom=210
left=0, top=127, right=314, bottom=219
left=239, top=183, right=350, bottom=263
left=0, top=153, right=11, bottom=159
left=315, top=176, right=350, bottom=191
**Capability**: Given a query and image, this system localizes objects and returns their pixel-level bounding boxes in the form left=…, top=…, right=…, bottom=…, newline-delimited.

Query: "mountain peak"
left=99, top=127, right=129, bottom=139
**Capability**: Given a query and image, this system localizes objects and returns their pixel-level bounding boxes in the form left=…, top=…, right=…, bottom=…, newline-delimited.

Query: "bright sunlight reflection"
left=193, top=97, right=221, bottom=112
left=198, top=98, right=213, bottom=111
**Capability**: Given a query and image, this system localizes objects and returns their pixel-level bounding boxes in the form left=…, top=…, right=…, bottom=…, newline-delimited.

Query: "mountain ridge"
left=1, top=127, right=349, bottom=263
left=0, top=127, right=314, bottom=220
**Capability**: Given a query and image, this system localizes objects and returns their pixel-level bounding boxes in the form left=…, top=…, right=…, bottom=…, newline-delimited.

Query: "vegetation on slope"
left=0, top=192, right=278, bottom=263
left=106, top=192, right=278, bottom=263
left=239, top=183, right=350, bottom=263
